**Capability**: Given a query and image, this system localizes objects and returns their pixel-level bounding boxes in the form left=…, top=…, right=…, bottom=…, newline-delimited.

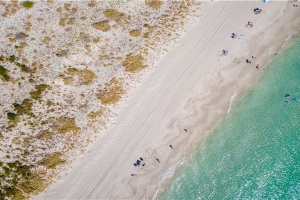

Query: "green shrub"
left=0, top=65, right=10, bottom=82
left=7, top=112, right=16, bottom=121
left=13, top=99, right=32, bottom=115
left=41, top=120, right=48, bottom=125
left=16, top=63, right=30, bottom=73
left=3, top=166, right=10, bottom=176
left=36, top=84, right=49, bottom=92
left=9, top=55, right=15, bottom=62
left=30, top=84, right=49, bottom=100
left=22, top=1, right=34, bottom=9
left=3, top=186, right=16, bottom=197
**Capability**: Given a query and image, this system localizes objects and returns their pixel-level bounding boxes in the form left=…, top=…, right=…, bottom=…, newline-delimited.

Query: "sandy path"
left=35, top=1, right=300, bottom=199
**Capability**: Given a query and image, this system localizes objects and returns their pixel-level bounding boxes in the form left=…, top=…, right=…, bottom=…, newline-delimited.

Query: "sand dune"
left=35, top=1, right=300, bottom=199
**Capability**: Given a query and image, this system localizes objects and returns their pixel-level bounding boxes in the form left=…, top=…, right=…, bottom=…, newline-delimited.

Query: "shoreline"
left=143, top=2, right=300, bottom=199
left=34, top=2, right=300, bottom=199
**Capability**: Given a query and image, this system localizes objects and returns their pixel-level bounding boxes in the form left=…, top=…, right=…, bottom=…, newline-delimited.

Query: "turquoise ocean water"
left=160, top=36, right=300, bottom=199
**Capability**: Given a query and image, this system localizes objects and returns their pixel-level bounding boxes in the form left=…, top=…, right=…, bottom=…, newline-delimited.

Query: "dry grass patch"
left=145, top=0, right=162, bottom=9
left=93, top=37, right=100, bottom=43
left=92, top=21, right=110, bottom=32
left=39, top=152, right=66, bottom=169
left=42, top=36, right=51, bottom=44
left=17, top=172, right=48, bottom=196
left=56, top=7, right=62, bottom=12
left=143, top=32, right=150, bottom=38
left=97, top=78, right=125, bottom=105
left=59, top=74, right=73, bottom=85
left=67, top=18, right=75, bottom=25
left=88, top=107, right=106, bottom=119
left=25, top=22, right=32, bottom=32
left=30, top=84, right=49, bottom=100
left=103, top=9, right=124, bottom=21
left=52, top=117, right=80, bottom=134
left=130, top=30, right=141, bottom=37
left=59, top=18, right=66, bottom=27
left=123, top=54, right=147, bottom=73
left=67, top=68, right=97, bottom=85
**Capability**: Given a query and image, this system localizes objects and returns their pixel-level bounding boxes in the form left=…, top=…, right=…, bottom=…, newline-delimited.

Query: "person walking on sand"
left=184, top=129, right=187, bottom=132
left=170, top=145, right=173, bottom=149
left=156, top=158, right=161, bottom=163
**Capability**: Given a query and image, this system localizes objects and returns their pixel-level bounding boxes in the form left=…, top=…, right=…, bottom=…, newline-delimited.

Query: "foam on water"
left=159, top=36, right=300, bottom=199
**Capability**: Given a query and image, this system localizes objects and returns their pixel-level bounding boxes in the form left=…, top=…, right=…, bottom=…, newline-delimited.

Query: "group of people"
left=246, top=21, right=253, bottom=28
left=132, top=129, right=189, bottom=176
left=246, top=56, right=260, bottom=69
left=254, top=8, right=262, bottom=14
left=285, top=94, right=300, bottom=103
left=133, top=157, right=146, bottom=167
left=231, top=33, right=237, bottom=39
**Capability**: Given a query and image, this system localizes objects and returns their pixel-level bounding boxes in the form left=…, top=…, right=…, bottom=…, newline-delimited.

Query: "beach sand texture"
left=0, top=0, right=201, bottom=198
left=34, top=1, right=300, bottom=200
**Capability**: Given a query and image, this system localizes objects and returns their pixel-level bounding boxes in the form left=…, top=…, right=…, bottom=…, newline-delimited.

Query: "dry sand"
left=35, top=1, right=300, bottom=199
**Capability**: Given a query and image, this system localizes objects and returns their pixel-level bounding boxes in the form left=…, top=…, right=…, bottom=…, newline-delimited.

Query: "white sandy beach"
left=34, top=1, right=300, bottom=199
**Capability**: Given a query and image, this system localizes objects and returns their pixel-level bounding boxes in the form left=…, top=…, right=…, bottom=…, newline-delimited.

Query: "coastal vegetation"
left=39, top=152, right=66, bottom=169
left=66, top=68, right=97, bottom=85
left=97, top=78, right=125, bottom=105
left=0, top=65, right=10, bottom=81
left=0, top=0, right=197, bottom=198
left=92, top=21, right=111, bottom=32
left=22, top=1, right=34, bottom=9
left=130, top=30, right=141, bottom=37
left=145, top=0, right=162, bottom=9
left=103, top=9, right=123, bottom=21
left=30, top=84, right=49, bottom=100
left=16, top=63, right=30, bottom=73
left=123, top=54, right=147, bottom=73
left=51, top=117, right=80, bottom=134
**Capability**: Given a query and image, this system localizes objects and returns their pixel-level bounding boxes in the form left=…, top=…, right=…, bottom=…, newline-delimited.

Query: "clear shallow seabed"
left=160, top=36, right=300, bottom=199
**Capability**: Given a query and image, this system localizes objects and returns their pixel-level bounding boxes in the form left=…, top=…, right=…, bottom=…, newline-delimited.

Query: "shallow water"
left=159, top=36, right=300, bottom=199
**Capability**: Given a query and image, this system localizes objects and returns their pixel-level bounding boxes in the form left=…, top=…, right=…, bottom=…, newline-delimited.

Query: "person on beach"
left=184, top=129, right=187, bottom=132
left=156, top=158, right=161, bottom=163
left=252, top=55, right=256, bottom=59
left=170, top=145, right=173, bottom=149
left=256, top=64, right=260, bottom=69
left=246, top=59, right=251, bottom=64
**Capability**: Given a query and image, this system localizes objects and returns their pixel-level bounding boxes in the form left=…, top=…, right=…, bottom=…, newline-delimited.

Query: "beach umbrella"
left=262, top=0, right=270, bottom=2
